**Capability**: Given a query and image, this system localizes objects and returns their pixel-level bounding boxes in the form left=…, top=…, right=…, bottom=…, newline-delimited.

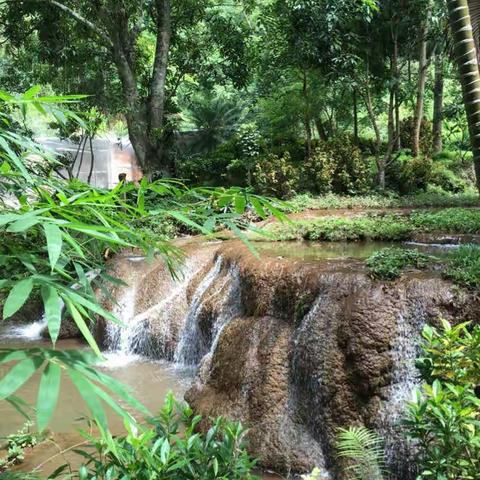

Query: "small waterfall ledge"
left=97, top=241, right=480, bottom=477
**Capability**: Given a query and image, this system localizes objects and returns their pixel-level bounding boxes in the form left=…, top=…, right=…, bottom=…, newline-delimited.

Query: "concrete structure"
left=38, top=136, right=142, bottom=188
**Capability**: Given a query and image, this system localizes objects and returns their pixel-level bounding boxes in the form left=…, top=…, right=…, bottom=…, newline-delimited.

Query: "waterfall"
left=379, top=312, right=423, bottom=479
left=174, top=258, right=242, bottom=366
left=102, top=251, right=242, bottom=369
left=0, top=270, right=98, bottom=342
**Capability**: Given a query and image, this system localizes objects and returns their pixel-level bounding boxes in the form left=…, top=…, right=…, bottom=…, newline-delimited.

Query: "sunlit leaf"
left=37, top=362, right=62, bottom=431
left=3, top=277, right=34, bottom=320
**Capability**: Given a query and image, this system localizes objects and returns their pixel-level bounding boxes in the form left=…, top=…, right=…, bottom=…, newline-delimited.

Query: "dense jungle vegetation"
left=1, top=0, right=480, bottom=479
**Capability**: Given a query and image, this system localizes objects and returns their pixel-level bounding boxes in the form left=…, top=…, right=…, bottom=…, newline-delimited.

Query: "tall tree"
left=447, top=0, right=480, bottom=191
left=432, top=52, right=444, bottom=154
left=412, top=4, right=432, bottom=157
left=1, top=0, right=250, bottom=175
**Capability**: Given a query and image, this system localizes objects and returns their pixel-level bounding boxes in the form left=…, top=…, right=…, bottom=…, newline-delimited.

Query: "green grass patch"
left=444, top=245, right=480, bottom=289
left=263, top=208, right=480, bottom=242
left=366, top=248, right=434, bottom=279
left=410, top=208, right=480, bottom=234
left=287, top=192, right=480, bottom=212
left=264, top=215, right=413, bottom=242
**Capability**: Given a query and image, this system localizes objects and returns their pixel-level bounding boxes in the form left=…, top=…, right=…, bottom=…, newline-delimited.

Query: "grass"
left=364, top=244, right=480, bottom=289
left=444, top=245, right=480, bottom=288
left=262, top=208, right=480, bottom=242
left=287, top=192, right=480, bottom=212
left=366, top=248, right=435, bottom=279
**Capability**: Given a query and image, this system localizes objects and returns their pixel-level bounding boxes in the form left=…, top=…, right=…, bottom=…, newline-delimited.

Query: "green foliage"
left=301, top=148, right=336, bottom=194
left=177, top=140, right=237, bottom=186
left=76, top=393, right=258, bottom=480
left=336, top=426, right=385, bottom=480
left=252, top=152, right=299, bottom=199
left=405, top=320, right=480, bottom=479
left=0, top=89, right=285, bottom=432
left=287, top=192, right=480, bottom=212
left=0, top=422, right=41, bottom=470
left=183, top=92, right=245, bottom=154
left=410, top=208, right=480, bottom=234
left=390, top=154, right=433, bottom=194
left=444, top=245, right=480, bottom=289
left=399, top=117, right=433, bottom=156
left=322, top=136, right=370, bottom=194
left=265, top=215, right=413, bottom=242
left=264, top=208, right=480, bottom=248
left=366, top=248, right=433, bottom=279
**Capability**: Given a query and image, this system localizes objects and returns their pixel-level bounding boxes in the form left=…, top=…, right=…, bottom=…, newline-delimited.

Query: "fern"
left=336, top=427, right=385, bottom=480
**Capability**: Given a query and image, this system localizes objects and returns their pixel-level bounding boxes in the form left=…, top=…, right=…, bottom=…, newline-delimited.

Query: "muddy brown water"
left=0, top=240, right=461, bottom=478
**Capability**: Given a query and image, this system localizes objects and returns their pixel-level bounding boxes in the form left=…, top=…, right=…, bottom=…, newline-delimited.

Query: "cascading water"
left=379, top=312, right=424, bottom=478
left=1, top=270, right=98, bottom=341
left=101, top=249, right=243, bottom=371
left=174, top=258, right=242, bottom=366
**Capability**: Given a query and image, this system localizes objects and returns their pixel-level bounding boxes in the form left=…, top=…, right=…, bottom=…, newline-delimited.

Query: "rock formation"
left=98, top=240, right=480, bottom=478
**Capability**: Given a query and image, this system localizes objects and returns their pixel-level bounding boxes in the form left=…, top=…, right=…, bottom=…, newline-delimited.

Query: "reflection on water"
left=0, top=337, right=191, bottom=437
left=254, top=240, right=455, bottom=261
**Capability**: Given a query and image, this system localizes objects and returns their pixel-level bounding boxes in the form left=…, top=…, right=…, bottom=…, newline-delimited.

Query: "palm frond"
left=336, top=426, right=385, bottom=480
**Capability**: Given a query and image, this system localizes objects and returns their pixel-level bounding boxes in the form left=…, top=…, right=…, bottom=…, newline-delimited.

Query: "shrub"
left=399, top=117, right=433, bottom=155
left=76, top=393, right=258, bottom=480
left=300, top=148, right=336, bottom=194
left=265, top=215, right=413, bottom=242
left=176, top=139, right=239, bottom=186
left=430, top=162, right=468, bottom=193
left=444, top=245, right=480, bottom=288
left=252, top=151, right=299, bottom=198
left=321, top=136, right=370, bottom=194
left=410, top=208, right=480, bottom=233
left=366, top=248, right=433, bottom=279
left=405, top=320, right=480, bottom=480
left=0, top=422, right=41, bottom=470
left=389, top=153, right=433, bottom=194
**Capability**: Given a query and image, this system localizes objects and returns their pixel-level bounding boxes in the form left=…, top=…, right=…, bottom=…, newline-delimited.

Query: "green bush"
left=399, top=117, right=433, bottom=155
left=76, top=393, right=258, bottom=480
left=252, top=151, right=299, bottom=198
left=444, top=245, right=480, bottom=288
left=405, top=320, right=480, bottom=480
left=366, top=248, right=433, bottom=279
left=266, top=215, right=413, bottom=242
left=410, top=208, right=480, bottom=233
left=0, top=422, right=41, bottom=470
left=322, top=136, right=370, bottom=194
left=176, top=140, right=240, bottom=186
left=389, top=153, right=433, bottom=194
left=300, top=148, right=336, bottom=194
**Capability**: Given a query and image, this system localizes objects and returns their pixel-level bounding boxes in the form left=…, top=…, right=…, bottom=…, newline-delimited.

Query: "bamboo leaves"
left=40, top=286, right=63, bottom=345
left=3, top=278, right=34, bottom=319
left=36, top=362, right=62, bottom=431
left=0, top=348, right=151, bottom=433
left=44, top=224, right=63, bottom=271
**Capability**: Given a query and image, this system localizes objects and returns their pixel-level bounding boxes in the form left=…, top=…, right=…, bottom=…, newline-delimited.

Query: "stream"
left=0, top=240, right=465, bottom=478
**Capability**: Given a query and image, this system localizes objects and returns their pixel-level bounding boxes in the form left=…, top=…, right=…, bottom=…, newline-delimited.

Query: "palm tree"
left=447, top=0, right=480, bottom=192
left=184, top=94, right=245, bottom=154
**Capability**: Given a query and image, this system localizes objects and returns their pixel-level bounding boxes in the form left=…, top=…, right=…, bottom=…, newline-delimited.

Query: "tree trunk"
left=432, top=53, right=444, bottom=155
left=391, top=21, right=401, bottom=151
left=412, top=9, right=431, bottom=157
left=447, top=0, right=480, bottom=192
left=314, top=118, right=328, bottom=141
left=37, top=0, right=174, bottom=176
left=353, top=89, right=359, bottom=143
left=302, top=70, right=312, bottom=158
left=362, top=88, right=384, bottom=189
